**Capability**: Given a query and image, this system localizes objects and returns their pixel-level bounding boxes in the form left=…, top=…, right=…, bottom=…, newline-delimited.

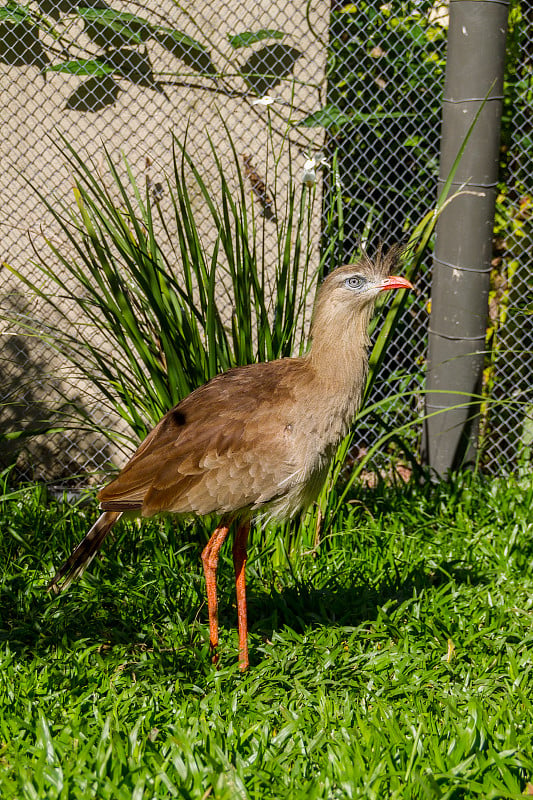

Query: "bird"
left=47, top=247, right=414, bottom=671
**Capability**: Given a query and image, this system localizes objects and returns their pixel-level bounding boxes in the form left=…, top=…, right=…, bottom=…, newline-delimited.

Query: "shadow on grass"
left=0, top=575, right=212, bottom=680
left=0, top=550, right=486, bottom=679
left=246, top=559, right=486, bottom=639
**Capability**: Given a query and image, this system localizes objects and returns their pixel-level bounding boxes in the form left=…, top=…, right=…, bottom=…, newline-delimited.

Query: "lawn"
left=0, top=472, right=532, bottom=798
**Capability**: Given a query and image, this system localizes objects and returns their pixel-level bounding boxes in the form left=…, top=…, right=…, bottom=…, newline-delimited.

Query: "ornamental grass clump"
left=10, top=130, right=336, bottom=453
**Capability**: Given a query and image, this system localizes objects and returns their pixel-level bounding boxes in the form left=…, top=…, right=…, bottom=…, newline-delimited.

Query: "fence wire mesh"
left=0, top=0, right=531, bottom=482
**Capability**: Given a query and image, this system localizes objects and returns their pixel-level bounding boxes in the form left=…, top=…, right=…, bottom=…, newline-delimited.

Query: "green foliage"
left=1, top=473, right=532, bottom=797
left=0, top=0, right=32, bottom=22
left=76, top=6, right=153, bottom=45
left=480, top=0, right=532, bottom=469
left=326, top=1, right=446, bottom=124
left=499, top=0, right=532, bottom=178
left=322, top=0, right=447, bottom=257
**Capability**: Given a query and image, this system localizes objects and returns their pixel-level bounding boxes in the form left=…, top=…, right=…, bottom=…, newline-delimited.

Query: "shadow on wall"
left=1, top=307, right=113, bottom=483
left=239, top=44, right=302, bottom=97
left=0, top=2, right=302, bottom=112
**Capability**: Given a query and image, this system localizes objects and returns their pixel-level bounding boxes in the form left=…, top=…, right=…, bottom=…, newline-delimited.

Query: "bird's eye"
left=344, top=275, right=365, bottom=290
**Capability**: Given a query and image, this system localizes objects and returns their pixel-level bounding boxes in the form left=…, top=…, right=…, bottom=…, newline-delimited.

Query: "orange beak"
left=377, top=275, right=414, bottom=292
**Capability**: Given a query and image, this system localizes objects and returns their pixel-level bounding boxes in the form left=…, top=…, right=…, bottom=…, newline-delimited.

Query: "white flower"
left=301, top=154, right=329, bottom=187
left=302, top=159, right=317, bottom=187
left=251, top=96, right=278, bottom=106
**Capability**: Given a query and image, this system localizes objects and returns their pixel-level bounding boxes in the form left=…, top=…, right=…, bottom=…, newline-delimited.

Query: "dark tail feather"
left=47, top=510, right=122, bottom=594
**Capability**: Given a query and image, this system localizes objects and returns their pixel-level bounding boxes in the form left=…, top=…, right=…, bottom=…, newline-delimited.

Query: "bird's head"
left=310, top=246, right=414, bottom=343
left=321, top=246, right=413, bottom=308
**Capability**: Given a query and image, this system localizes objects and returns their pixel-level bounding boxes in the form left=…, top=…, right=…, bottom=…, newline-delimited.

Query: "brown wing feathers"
left=99, top=360, right=306, bottom=517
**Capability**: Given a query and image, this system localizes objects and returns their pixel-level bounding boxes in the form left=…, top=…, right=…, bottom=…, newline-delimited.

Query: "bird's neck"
left=305, top=303, right=374, bottom=411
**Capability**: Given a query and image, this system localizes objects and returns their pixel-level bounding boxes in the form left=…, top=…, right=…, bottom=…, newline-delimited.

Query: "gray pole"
left=423, top=0, right=510, bottom=476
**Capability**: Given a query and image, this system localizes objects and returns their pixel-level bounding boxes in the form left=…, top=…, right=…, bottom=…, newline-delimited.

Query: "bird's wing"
left=98, top=359, right=314, bottom=517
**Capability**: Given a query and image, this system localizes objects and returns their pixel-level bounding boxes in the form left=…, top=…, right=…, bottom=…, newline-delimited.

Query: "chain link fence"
left=0, top=0, right=531, bottom=481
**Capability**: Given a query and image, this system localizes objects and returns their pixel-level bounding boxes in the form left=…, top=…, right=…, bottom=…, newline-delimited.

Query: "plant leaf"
left=297, top=104, right=353, bottom=128
left=103, top=48, right=166, bottom=94
left=47, top=58, right=114, bottom=76
left=0, top=3, right=32, bottom=23
left=298, top=104, right=412, bottom=128
left=152, top=25, right=209, bottom=57
left=228, top=29, right=285, bottom=48
left=77, top=7, right=152, bottom=46
left=151, top=27, right=215, bottom=74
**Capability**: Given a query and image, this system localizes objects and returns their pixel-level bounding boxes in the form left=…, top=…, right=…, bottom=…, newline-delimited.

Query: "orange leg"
left=232, top=521, right=250, bottom=671
left=201, top=522, right=231, bottom=664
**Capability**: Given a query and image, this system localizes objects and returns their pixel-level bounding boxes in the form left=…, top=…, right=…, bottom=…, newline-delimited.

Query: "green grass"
left=0, top=473, right=532, bottom=798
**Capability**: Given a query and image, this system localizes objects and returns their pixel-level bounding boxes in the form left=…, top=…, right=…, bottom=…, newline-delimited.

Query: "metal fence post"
left=423, top=0, right=510, bottom=476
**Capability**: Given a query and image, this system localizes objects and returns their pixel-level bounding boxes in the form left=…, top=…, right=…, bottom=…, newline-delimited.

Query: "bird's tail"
left=47, top=510, right=122, bottom=594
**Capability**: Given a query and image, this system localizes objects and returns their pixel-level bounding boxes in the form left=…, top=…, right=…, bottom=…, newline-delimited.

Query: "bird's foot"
left=210, top=644, right=220, bottom=668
